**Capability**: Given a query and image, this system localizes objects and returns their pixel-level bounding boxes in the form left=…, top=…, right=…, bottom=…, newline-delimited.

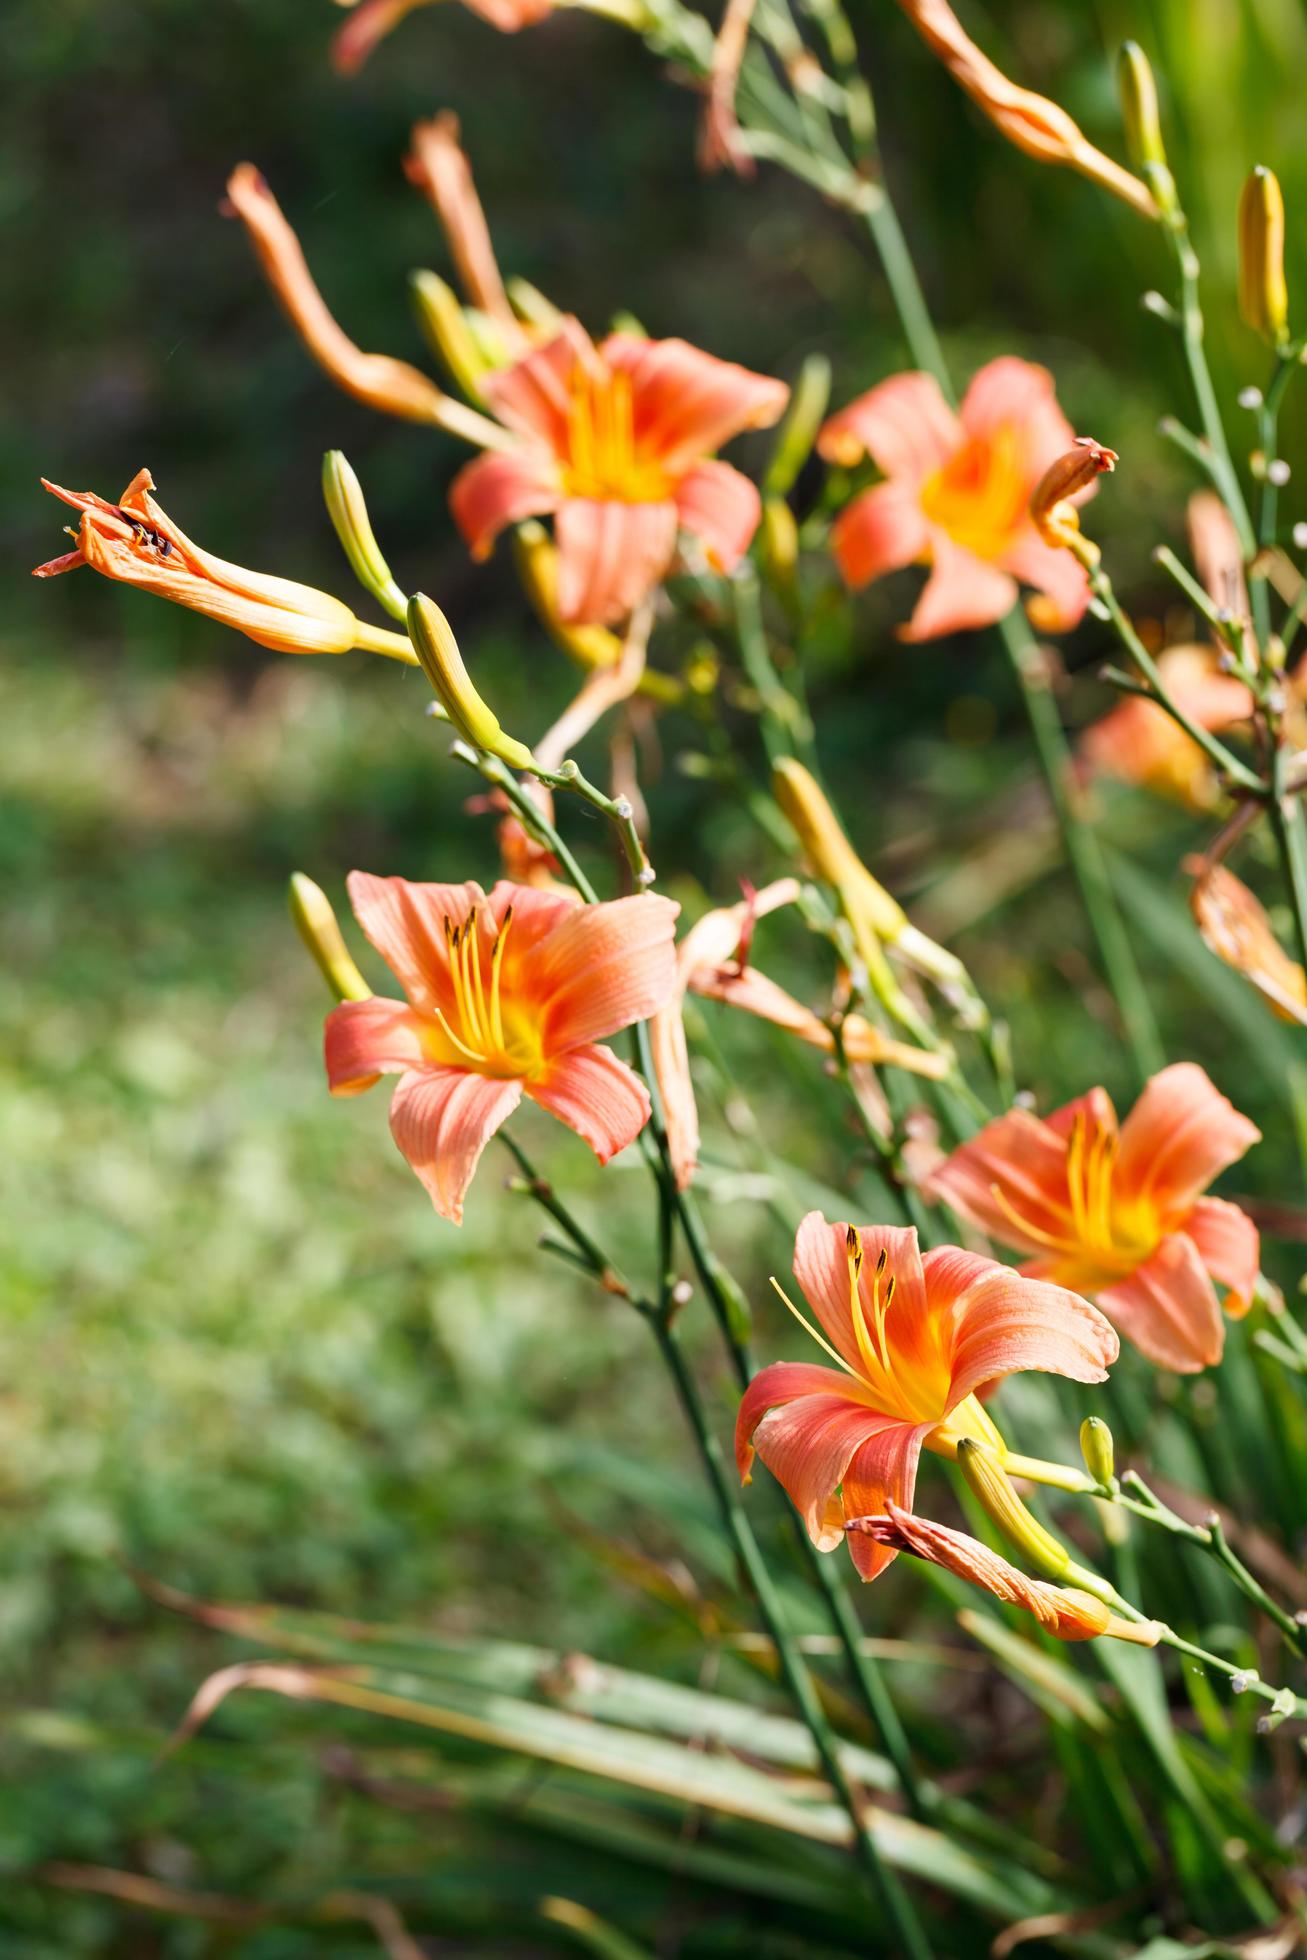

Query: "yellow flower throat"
left=562, top=367, right=672, bottom=504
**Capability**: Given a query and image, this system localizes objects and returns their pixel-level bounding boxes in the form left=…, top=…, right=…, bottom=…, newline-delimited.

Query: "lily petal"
left=938, top=1254, right=1118, bottom=1406
left=525, top=1041, right=651, bottom=1163
left=535, top=893, right=680, bottom=1049
left=449, top=447, right=563, bottom=562
left=388, top=1066, right=523, bottom=1223
left=325, top=996, right=429, bottom=1095
left=841, top=1423, right=930, bottom=1580
left=959, top=357, right=1076, bottom=481
left=793, top=1212, right=927, bottom=1377
left=1182, top=1196, right=1260, bottom=1316
left=900, top=533, right=1018, bottom=641
left=553, top=498, right=680, bottom=625
left=829, top=482, right=929, bottom=590
left=673, top=458, right=762, bottom=572
left=925, top=1107, right=1073, bottom=1253
left=345, top=872, right=484, bottom=1015
left=1116, top=1062, right=1261, bottom=1217
left=818, top=371, right=961, bottom=481
left=604, top=334, right=788, bottom=473
left=1098, top=1232, right=1226, bottom=1372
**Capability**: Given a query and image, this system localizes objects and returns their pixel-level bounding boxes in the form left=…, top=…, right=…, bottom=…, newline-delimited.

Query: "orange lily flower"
left=1081, top=646, right=1254, bottom=811
left=927, top=1065, right=1261, bottom=1373
left=818, top=357, right=1093, bottom=640
left=332, top=0, right=550, bottom=73
left=735, top=1213, right=1116, bottom=1581
left=32, top=472, right=411, bottom=661
left=450, top=318, right=789, bottom=625
left=325, top=874, right=678, bottom=1222
left=847, top=1502, right=1158, bottom=1643
left=649, top=881, right=948, bottom=1191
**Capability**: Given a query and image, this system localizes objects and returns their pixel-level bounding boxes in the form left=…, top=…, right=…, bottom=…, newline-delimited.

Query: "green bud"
left=956, top=1439, right=1071, bottom=1582
left=289, top=873, right=372, bottom=1003
left=1117, top=43, right=1178, bottom=219
left=764, top=353, right=831, bottom=498
left=410, top=270, right=492, bottom=403
left=1079, top=1416, right=1116, bottom=1487
left=407, top=592, right=535, bottom=770
left=322, top=452, right=408, bottom=622
left=1239, top=166, right=1290, bottom=347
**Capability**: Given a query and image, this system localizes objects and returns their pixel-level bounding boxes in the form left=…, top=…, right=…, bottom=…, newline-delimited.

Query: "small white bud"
left=1293, top=523, right=1307, bottom=550
left=1268, top=458, right=1291, bottom=486
left=1237, top=386, right=1264, bottom=410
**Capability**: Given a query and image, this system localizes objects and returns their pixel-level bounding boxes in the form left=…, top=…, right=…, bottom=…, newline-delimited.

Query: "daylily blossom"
left=818, top=358, right=1093, bottom=640
left=649, top=882, right=949, bottom=1191
left=735, top=1213, right=1116, bottom=1580
left=33, top=472, right=412, bottom=661
left=332, top=0, right=551, bottom=74
left=450, top=318, right=789, bottom=625
left=325, top=873, right=678, bottom=1222
left=927, top=1064, right=1261, bottom=1373
left=847, top=1502, right=1159, bottom=1643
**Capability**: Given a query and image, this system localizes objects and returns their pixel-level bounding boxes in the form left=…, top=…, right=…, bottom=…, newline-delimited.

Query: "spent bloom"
left=819, top=358, right=1093, bottom=639
left=847, top=1502, right=1158, bottom=1643
left=332, top=0, right=551, bottom=73
left=1190, top=862, right=1307, bottom=1028
left=928, top=1064, right=1261, bottom=1373
left=326, top=874, right=678, bottom=1222
left=451, top=318, right=789, bottom=625
left=735, top=1213, right=1117, bottom=1581
left=33, top=471, right=411, bottom=661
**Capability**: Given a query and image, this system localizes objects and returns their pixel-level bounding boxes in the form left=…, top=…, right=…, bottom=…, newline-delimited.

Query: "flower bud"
left=407, top=592, right=535, bottom=770
left=772, top=758, right=906, bottom=938
left=1117, top=43, right=1177, bottom=218
left=760, top=495, right=800, bottom=607
left=410, top=270, right=493, bottom=403
left=956, top=1438, right=1071, bottom=1582
left=289, top=873, right=373, bottom=1003
left=322, top=452, right=409, bottom=622
left=1238, top=166, right=1289, bottom=348
left=1079, top=1415, right=1116, bottom=1487
left=764, top=352, right=831, bottom=497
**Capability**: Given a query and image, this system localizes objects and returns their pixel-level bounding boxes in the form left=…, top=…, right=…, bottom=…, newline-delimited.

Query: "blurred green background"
left=5, top=0, right=1307, bottom=1951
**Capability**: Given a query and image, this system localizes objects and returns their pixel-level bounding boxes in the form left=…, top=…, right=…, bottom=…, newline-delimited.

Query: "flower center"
left=561, top=366, right=673, bottom=504
left=990, top=1110, right=1159, bottom=1281
left=843, top=1228, right=948, bottom=1424
left=431, top=906, right=538, bottom=1078
left=920, top=425, right=1029, bottom=561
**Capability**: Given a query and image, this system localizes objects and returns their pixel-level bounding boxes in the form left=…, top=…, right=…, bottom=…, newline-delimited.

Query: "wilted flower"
left=450, top=318, right=788, bottom=624
left=892, top=0, right=1157, bottom=220
left=927, top=1065, right=1261, bottom=1372
left=332, top=0, right=551, bottom=74
left=819, top=359, right=1092, bottom=639
left=736, top=1213, right=1116, bottom=1580
left=1190, top=862, right=1307, bottom=1027
left=33, top=471, right=412, bottom=660
left=1081, top=646, right=1254, bottom=811
left=326, top=874, right=678, bottom=1221
left=847, top=1502, right=1158, bottom=1643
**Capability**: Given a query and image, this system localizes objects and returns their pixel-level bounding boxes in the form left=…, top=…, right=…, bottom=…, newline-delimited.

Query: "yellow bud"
left=1079, top=1416, right=1116, bottom=1487
left=407, top=593, right=535, bottom=770
left=764, top=352, right=831, bottom=498
left=772, top=758, right=906, bottom=939
left=410, top=271, right=493, bottom=402
left=1117, top=43, right=1177, bottom=216
left=289, top=873, right=372, bottom=1003
left=322, top=452, right=408, bottom=621
left=1239, top=166, right=1289, bottom=347
left=506, top=276, right=563, bottom=334
left=956, top=1439, right=1071, bottom=1582
left=760, top=495, right=800, bottom=606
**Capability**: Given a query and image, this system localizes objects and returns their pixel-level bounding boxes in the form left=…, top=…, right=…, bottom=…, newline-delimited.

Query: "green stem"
left=1268, top=750, right=1307, bottom=976
left=732, top=562, right=815, bottom=769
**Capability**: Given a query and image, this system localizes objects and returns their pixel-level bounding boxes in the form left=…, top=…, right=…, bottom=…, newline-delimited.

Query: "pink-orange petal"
left=753, top=1390, right=910, bottom=1554
left=604, top=334, right=789, bottom=473
left=482, top=319, right=598, bottom=448
left=1098, top=1232, right=1226, bottom=1372
left=346, top=872, right=482, bottom=1015
left=817, top=371, right=960, bottom=481
left=525, top=1041, right=652, bottom=1163
left=840, top=1422, right=930, bottom=1581
left=925, top=1108, right=1073, bottom=1254
left=1003, top=526, right=1090, bottom=632
left=828, top=482, right=929, bottom=591
left=1116, top=1063, right=1261, bottom=1216
left=1181, top=1196, right=1260, bottom=1316
left=325, top=995, right=429, bottom=1096
left=793, top=1211, right=927, bottom=1378
left=899, top=534, right=1018, bottom=642
left=942, top=1261, right=1118, bottom=1406
left=735, top=1360, right=862, bottom=1478
left=553, top=497, right=680, bottom=625
left=535, top=893, right=680, bottom=1050
left=958, top=357, right=1075, bottom=480
left=673, top=459, right=762, bottom=572
left=448, top=447, right=562, bottom=562
left=388, top=1065, right=523, bottom=1224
